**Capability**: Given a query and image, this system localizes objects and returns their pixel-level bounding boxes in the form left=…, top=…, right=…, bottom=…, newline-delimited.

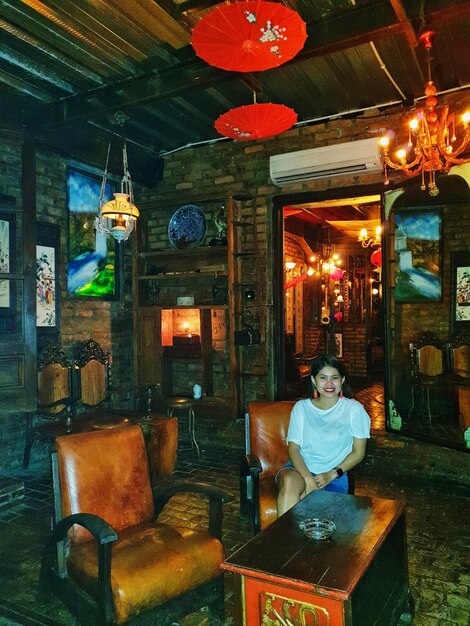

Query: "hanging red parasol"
left=215, top=103, right=297, bottom=140
left=371, top=247, right=382, bottom=269
left=191, top=0, right=307, bottom=73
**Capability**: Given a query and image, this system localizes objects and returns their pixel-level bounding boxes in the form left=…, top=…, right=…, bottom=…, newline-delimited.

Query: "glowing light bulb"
left=379, top=136, right=389, bottom=148
left=409, top=118, right=419, bottom=131
left=396, top=149, right=407, bottom=161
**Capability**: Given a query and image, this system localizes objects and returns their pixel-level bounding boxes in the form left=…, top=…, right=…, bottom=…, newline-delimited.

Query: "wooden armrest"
left=42, top=512, right=118, bottom=613
left=241, top=453, right=262, bottom=476
left=51, top=513, right=118, bottom=545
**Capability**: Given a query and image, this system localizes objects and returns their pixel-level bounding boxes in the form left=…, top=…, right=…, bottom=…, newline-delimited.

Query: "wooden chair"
left=73, top=339, right=132, bottom=430
left=23, top=343, right=75, bottom=469
left=408, top=332, right=445, bottom=422
left=74, top=339, right=111, bottom=411
left=447, top=335, right=470, bottom=428
left=240, top=401, right=357, bottom=536
left=41, top=425, right=233, bottom=625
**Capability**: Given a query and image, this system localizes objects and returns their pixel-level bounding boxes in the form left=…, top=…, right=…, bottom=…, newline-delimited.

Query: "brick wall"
left=0, top=92, right=468, bottom=467
left=139, top=92, right=469, bottom=449
left=0, top=141, right=135, bottom=470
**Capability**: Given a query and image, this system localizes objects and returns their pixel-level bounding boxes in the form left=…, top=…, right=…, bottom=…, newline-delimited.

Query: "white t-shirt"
left=286, top=397, right=371, bottom=474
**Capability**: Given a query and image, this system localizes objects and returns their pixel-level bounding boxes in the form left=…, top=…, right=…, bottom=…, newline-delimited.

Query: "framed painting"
left=37, top=223, right=60, bottom=346
left=451, top=251, right=470, bottom=332
left=66, top=167, right=119, bottom=299
left=0, top=212, right=16, bottom=333
left=394, top=209, right=442, bottom=303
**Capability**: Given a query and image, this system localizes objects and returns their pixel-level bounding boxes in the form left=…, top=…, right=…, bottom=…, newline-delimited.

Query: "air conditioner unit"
left=269, top=138, right=382, bottom=186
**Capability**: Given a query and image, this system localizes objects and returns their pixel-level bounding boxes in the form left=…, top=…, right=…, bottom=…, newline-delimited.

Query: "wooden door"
left=0, top=142, right=36, bottom=413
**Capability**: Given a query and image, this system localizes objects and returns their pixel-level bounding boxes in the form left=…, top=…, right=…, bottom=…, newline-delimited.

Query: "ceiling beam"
left=28, top=0, right=468, bottom=130
left=388, top=0, right=419, bottom=47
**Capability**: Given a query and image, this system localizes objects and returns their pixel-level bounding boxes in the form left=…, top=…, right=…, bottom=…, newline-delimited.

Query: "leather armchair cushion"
left=67, top=522, right=224, bottom=624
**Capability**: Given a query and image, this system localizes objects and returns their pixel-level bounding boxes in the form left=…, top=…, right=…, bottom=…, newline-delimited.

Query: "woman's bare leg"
left=276, top=469, right=306, bottom=517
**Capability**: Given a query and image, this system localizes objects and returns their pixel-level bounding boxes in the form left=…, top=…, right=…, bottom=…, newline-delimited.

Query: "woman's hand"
left=301, top=474, right=319, bottom=498
left=313, top=470, right=337, bottom=490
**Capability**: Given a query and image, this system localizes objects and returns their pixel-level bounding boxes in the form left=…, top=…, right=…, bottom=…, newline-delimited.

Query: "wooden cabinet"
left=132, top=199, right=230, bottom=396
left=132, top=194, right=267, bottom=416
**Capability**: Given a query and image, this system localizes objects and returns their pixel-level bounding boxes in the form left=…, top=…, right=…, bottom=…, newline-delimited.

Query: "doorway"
left=273, top=186, right=386, bottom=429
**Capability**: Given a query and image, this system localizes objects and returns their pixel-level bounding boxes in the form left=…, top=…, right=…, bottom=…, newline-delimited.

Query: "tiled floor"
left=0, top=386, right=469, bottom=626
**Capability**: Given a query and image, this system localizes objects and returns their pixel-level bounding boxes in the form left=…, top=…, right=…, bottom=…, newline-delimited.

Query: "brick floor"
left=0, top=392, right=469, bottom=625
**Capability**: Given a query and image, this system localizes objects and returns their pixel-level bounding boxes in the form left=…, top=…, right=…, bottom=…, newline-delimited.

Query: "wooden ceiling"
left=0, top=0, right=469, bottom=183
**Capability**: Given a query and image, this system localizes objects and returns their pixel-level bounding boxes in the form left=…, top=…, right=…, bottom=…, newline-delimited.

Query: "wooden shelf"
left=138, top=271, right=228, bottom=280
left=139, top=246, right=227, bottom=259
left=138, top=304, right=228, bottom=310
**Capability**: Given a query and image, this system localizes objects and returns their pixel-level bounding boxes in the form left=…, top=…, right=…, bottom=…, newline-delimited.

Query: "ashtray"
left=299, top=518, right=336, bottom=540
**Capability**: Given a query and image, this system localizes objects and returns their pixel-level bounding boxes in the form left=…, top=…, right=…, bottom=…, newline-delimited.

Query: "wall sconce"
left=285, top=261, right=296, bottom=272
left=95, top=142, right=139, bottom=242
left=358, top=225, right=381, bottom=248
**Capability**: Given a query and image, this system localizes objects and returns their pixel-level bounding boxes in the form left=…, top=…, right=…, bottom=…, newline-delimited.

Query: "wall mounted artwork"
left=0, top=212, right=16, bottom=333
left=451, top=251, right=470, bottom=332
left=37, top=222, right=60, bottom=347
left=0, top=214, right=11, bottom=308
left=66, top=168, right=118, bottom=299
left=394, top=210, right=442, bottom=303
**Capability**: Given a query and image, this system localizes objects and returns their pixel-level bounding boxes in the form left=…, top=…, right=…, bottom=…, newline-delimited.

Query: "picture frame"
left=0, top=211, right=16, bottom=333
left=394, top=209, right=442, bottom=303
left=37, top=222, right=60, bottom=346
left=451, top=251, right=470, bottom=332
left=66, top=167, right=119, bottom=300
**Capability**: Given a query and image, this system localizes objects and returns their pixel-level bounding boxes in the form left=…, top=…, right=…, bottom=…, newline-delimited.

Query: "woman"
left=277, top=355, right=370, bottom=516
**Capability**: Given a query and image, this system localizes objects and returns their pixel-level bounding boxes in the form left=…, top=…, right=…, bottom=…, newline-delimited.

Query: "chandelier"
left=379, top=30, right=470, bottom=197
left=358, top=225, right=382, bottom=248
left=95, top=142, right=139, bottom=242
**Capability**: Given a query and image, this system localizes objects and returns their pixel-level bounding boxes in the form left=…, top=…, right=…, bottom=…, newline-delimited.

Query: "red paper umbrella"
left=191, top=0, right=307, bottom=72
left=215, top=103, right=297, bottom=140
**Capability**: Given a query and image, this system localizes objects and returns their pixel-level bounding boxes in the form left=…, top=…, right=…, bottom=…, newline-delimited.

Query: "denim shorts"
left=276, top=461, right=349, bottom=494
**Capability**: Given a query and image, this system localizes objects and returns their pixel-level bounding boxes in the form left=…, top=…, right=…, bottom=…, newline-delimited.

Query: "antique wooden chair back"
left=23, top=343, right=74, bottom=469
left=42, top=425, right=232, bottom=625
left=75, top=339, right=111, bottom=409
left=449, top=336, right=470, bottom=379
left=409, top=332, right=445, bottom=421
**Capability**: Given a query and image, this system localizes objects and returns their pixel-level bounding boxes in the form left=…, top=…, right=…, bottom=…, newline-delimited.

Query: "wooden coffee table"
left=222, top=491, right=413, bottom=626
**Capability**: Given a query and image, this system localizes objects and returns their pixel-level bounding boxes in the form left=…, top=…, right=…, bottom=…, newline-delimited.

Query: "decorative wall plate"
left=168, top=204, right=207, bottom=249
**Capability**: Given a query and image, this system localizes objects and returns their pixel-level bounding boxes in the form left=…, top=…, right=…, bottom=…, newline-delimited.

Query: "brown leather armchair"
left=240, top=401, right=295, bottom=535
left=41, top=425, right=233, bottom=625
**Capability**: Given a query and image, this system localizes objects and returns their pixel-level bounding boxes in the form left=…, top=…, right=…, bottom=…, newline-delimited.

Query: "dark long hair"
left=309, top=354, right=353, bottom=398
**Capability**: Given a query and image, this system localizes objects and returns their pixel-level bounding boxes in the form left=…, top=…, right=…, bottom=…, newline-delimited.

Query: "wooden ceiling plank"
left=0, top=1, right=130, bottom=78
left=28, top=0, right=468, bottom=130
left=115, top=0, right=191, bottom=48
left=0, top=13, right=105, bottom=85
left=0, top=66, right=51, bottom=100
left=13, top=0, right=138, bottom=74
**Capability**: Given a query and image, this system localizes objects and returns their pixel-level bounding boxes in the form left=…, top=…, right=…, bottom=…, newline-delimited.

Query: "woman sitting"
left=277, top=354, right=370, bottom=516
